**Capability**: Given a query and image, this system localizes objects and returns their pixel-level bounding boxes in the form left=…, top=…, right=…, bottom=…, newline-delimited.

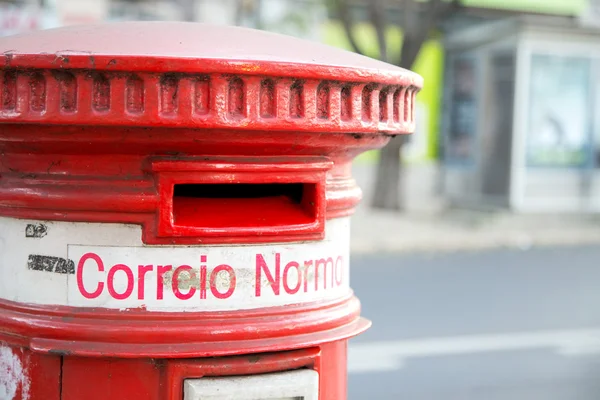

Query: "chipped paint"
left=0, top=345, right=29, bottom=400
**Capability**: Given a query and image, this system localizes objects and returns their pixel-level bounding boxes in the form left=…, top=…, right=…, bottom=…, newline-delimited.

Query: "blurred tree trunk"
left=373, top=137, right=403, bottom=209
left=335, top=0, right=459, bottom=211
left=235, top=0, right=262, bottom=29
left=179, top=0, right=196, bottom=21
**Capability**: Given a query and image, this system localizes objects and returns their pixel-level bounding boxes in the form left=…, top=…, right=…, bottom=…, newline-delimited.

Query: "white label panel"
left=184, top=369, right=318, bottom=400
left=0, top=216, right=350, bottom=311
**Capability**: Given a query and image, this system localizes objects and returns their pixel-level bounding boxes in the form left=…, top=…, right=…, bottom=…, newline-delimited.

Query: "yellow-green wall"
left=463, top=0, right=584, bottom=15
left=321, top=21, right=444, bottom=163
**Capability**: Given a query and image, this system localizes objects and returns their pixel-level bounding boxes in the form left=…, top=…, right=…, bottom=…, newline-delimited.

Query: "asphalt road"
left=348, top=246, right=600, bottom=400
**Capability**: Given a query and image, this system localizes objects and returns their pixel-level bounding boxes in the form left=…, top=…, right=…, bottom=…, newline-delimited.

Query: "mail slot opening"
left=172, top=183, right=319, bottom=229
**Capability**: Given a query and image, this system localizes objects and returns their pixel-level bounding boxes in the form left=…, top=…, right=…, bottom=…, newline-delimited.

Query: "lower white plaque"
left=183, top=369, right=319, bottom=400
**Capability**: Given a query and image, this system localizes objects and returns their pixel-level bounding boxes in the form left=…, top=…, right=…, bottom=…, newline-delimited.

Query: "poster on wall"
left=527, top=55, right=591, bottom=167
left=446, top=57, right=478, bottom=163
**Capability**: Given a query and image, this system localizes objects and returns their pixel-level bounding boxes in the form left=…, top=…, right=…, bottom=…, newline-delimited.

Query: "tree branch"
left=402, top=0, right=420, bottom=39
left=336, top=0, right=365, bottom=55
left=427, top=0, right=461, bottom=32
left=234, top=0, right=245, bottom=26
left=368, top=0, right=388, bottom=61
left=398, top=0, right=462, bottom=68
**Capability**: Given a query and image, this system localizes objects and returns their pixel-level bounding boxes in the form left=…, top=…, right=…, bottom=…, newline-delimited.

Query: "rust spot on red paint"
left=52, top=54, right=69, bottom=65
left=3, top=52, right=13, bottom=67
left=247, top=354, right=261, bottom=363
left=47, top=348, right=73, bottom=356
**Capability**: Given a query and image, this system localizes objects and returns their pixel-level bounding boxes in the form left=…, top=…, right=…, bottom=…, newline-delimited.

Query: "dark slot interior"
left=174, top=183, right=304, bottom=201
left=172, top=183, right=317, bottom=229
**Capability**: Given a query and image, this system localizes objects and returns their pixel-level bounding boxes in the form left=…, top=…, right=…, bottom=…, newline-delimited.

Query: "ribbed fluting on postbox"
left=260, top=79, right=275, bottom=118
left=340, top=85, right=352, bottom=121
left=55, top=71, right=77, bottom=113
left=92, top=73, right=110, bottom=112
left=160, top=74, right=179, bottom=116
left=316, top=81, right=330, bottom=119
left=361, top=85, right=373, bottom=122
left=29, top=72, right=46, bottom=112
left=194, top=77, right=210, bottom=115
left=1, top=71, right=16, bottom=111
left=289, top=80, right=304, bottom=118
left=126, top=75, right=144, bottom=113
left=404, top=87, right=411, bottom=122
left=228, top=77, right=245, bottom=117
left=393, top=88, right=401, bottom=123
left=378, top=88, right=388, bottom=122
left=411, top=87, right=417, bottom=123
left=0, top=69, right=419, bottom=132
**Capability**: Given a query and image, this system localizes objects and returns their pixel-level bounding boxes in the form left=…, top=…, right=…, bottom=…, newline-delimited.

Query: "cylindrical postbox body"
left=0, top=22, right=422, bottom=399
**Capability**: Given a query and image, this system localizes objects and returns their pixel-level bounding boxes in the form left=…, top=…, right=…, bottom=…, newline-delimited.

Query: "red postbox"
left=0, top=22, right=422, bottom=399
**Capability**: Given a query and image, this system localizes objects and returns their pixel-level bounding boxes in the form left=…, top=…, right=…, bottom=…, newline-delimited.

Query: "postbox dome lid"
left=0, top=22, right=422, bottom=134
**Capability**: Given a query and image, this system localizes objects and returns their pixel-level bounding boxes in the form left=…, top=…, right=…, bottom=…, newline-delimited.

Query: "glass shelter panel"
left=527, top=54, right=592, bottom=168
left=480, top=51, right=516, bottom=204
left=446, top=56, right=479, bottom=164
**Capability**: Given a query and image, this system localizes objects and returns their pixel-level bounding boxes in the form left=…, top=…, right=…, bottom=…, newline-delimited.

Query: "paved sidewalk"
left=350, top=209, right=600, bottom=254
left=350, top=162, right=600, bottom=254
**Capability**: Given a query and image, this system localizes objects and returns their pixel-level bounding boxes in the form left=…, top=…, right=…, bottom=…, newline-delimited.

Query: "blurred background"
left=4, top=0, right=600, bottom=398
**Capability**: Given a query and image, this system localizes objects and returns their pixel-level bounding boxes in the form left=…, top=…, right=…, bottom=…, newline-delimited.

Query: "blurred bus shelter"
left=442, top=14, right=600, bottom=213
left=0, top=0, right=59, bottom=35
